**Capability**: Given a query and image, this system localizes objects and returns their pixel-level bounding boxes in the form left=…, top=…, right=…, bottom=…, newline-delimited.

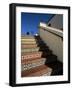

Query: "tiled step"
left=21, top=47, right=51, bottom=53
left=21, top=43, right=37, bottom=46
left=21, top=57, right=46, bottom=64
left=21, top=44, right=49, bottom=49
left=21, top=47, right=40, bottom=53
left=21, top=50, right=52, bottom=60
left=21, top=55, right=57, bottom=65
left=21, top=52, right=42, bottom=60
left=21, top=38, right=36, bottom=42
left=21, top=41, right=37, bottom=44
left=21, top=44, right=38, bottom=48
left=21, top=39, right=45, bottom=45
left=21, top=36, right=35, bottom=39
left=21, top=65, right=52, bottom=77
left=21, top=58, right=46, bottom=71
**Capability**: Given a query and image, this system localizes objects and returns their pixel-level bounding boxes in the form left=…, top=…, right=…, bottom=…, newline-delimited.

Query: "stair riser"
left=21, top=44, right=38, bottom=48
left=21, top=41, right=37, bottom=44
left=21, top=52, right=42, bottom=60
left=21, top=53, right=52, bottom=60
left=21, top=54, right=42, bottom=60
left=21, top=48, right=40, bottom=53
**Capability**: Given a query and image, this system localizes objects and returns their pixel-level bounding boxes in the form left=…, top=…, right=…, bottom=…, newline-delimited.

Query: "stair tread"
left=21, top=58, right=47, bottom=71
left=21, top=40, right=45, bottom=44
left=21, top=44, right=49, bottom=49
left=21, top=57, right=46, bottom=64
left=21, top=47, right=49, bottom=49
left=21, top=49, right=52, bottom=54
left=21, top=65, right=52, bottom=77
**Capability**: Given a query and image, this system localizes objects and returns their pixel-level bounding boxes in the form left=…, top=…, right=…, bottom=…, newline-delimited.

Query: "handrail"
left=39, top=22, right=63, bottom=38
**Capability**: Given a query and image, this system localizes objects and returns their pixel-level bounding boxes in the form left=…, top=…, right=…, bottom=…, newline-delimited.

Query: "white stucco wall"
left=48, top=14, right=63, bottom=30
left=39, top=27, right=63, bottom=63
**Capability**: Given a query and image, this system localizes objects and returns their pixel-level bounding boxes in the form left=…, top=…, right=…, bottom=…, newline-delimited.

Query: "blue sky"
left=21, top=12, right=55, bottom=35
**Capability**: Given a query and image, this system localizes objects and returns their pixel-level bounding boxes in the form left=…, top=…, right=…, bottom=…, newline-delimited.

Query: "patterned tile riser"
left=21, top=41, right=37, bottom=44
left=21, top=52, right=42, bottom=60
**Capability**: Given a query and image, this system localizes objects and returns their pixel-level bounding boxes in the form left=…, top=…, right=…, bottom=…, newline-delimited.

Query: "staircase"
left=21, top=35, right=62, bottom=77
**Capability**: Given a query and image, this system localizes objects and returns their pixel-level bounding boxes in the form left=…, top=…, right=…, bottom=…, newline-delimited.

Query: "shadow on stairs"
left=35, top=36, right=63, bottom=76
left=21, top=35, right=63, bottom=77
